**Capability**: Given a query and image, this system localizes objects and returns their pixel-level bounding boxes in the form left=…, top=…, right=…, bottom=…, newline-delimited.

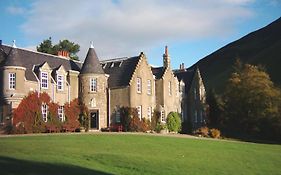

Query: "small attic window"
left=102, top=63, right=107, bottom=69
left=114, top=61, right=122, bottom=67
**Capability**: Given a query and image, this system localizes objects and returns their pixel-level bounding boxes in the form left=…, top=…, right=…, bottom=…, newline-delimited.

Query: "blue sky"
left=0, top=0, right=280, bottom=69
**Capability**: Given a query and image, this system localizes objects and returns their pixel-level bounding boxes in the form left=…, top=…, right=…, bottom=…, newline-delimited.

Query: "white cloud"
left=6, top=6, right=26, bottom=15
left=21, top=0, right=255, bottom=60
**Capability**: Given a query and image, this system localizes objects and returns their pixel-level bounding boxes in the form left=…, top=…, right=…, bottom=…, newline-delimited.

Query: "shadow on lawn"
left=0, top=156, right=113, bottom=175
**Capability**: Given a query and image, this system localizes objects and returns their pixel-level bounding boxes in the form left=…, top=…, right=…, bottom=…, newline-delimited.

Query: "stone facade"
left=0, top=42, right=207, bottom=132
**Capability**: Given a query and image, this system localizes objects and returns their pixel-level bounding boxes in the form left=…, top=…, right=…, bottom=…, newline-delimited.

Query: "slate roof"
left=100, top=56, right=140, bottom=88
left=151, top=67, right=165, bottom=79
left=4, top=47, right=23, bottom=67
left=80, top=47, right=104, bottom=74
left=173, top=68, right=196, bottom=93
left=1, top=45, right=81, bottom=81
left=1, top=44, right=143, bottom=89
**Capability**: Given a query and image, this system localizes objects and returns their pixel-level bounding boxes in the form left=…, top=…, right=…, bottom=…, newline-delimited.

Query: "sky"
left=0, top=0, right=280, bottom=69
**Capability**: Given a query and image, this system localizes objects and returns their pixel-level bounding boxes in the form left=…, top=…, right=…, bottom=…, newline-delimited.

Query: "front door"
left=90, top=111, right=99, bottom=129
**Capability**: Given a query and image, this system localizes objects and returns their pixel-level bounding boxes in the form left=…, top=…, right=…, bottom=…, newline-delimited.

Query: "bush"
left=210, top=128, right=221, bottom=138
left=195, top=126, right=209, bottom=137
left=63, top=99, right=81, bottom=132
left=155, top=123, right=167, bottom=133
left=151, top=109, right=161, bottom=131
left=166, top=112, right=181, bottom=133
left=12, top=92, right=51, bottom=133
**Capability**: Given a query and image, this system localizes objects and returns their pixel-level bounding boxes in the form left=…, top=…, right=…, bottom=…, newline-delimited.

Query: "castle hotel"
left=0, top=41, right=207, bottom=131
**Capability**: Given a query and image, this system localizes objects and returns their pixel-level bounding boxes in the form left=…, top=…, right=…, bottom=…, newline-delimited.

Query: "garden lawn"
left=0, top=133, right=280, bottom=175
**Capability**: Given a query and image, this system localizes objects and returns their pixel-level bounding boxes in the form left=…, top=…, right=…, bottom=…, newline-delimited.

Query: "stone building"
left=152, top=46, right=181, bottom=122
left=174, top=66, right=207, bottom=131
left=0, top=41, right=206, bottom=132
left=100, top=52, right=156, bottom=124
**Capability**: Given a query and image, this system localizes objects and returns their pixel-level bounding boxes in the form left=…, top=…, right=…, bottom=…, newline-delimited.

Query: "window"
left=194, top=88, right=197, bottom=100
left=90, top=78, right=97, bottom=92
left=41, top=72, right=48, bottom=89
left=41, top=104, right=48, bottom=122
left=57, top=75, right=64, bottom=91
left=168, top=81, right=172, bottom=96
left=147, top=79, right=152, bottom=95
left=194, top=110, right=198, bottom=123
left=58, top=106, right=64, bottom=122
left=137, top=106, right=142, bottom=119
left=137, top=77, right=142, bottom=93
left=147, top=107, right=152, bottom=121
left=116, top=108, right=121, bottom=123
left=9, top=73, right=16, bottom=90
left=161, top=110, right=165, bottom=122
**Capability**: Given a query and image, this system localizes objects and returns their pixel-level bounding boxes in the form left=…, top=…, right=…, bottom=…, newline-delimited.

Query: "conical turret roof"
left=80, top=46, right=104, bottom=74
left=4, top=47, right=23, bottom=67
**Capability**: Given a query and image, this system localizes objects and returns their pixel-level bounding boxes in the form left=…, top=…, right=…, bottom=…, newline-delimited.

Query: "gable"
left=1, top=45, right=81, bottom=82
left=101, top=56, right=140, bottom=88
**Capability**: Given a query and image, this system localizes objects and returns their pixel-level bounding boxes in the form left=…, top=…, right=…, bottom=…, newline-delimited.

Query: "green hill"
left=193, top=17, right=281, bottom=93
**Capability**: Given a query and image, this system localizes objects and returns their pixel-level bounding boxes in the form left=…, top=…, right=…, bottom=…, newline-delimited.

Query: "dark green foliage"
left=120, top=107, right=134, bottom=131
left=206, top=89, right=224, bottom=129
left=37, top=37, right=80, bottom=60
left=166, top=112, right=181, bottom=133
left=151, top=109, right=160, bottom=131
left=36, top=37, right=56, bottom=55
left=223, top=61, right=281, bottom=141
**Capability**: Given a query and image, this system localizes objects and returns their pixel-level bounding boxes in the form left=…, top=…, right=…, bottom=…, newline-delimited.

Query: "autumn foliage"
left=12, top=92, right=83, bottom=134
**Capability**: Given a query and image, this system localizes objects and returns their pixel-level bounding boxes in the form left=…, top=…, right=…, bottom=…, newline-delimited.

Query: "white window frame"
left=168, top=81, right=172, bottom=96
left=137, top=77, right=142, bottom=93
left=57, top=75, right=64, bottom=91
left=161, top=110, right=165, bottom=122
left=90, top=78, right=97, bottom=92
left=116, top=109, right=121, bottom=123
left=9, top=73, right=16, bottom=90
left=58, top=106, right=64, bottom=122
left=147, top=79, right=152, bottom=95
left=147, top=107, right=152, bottom=121
left=137, top=106, right=142, bottom=120
left=41, top=104, right=48, bottom=122
left=41, top=72, right=48, bottom=89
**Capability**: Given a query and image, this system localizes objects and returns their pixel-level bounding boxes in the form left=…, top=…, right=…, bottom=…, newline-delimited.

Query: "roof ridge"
left=101, top=56, right=137, bottom=63
left=2, top=44, right=82, bottom=63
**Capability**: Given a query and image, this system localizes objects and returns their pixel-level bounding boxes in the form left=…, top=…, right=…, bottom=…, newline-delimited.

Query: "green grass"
left=0, top=133, right=280, bottom=175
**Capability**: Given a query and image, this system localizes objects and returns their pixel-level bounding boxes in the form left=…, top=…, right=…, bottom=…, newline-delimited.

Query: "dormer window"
left=57, top=75, right=64, bottom=91
left=41, top=72, right=48, bottom=89
left=9, top=73, right=16, bottom=90
left=90, top=78, right=97, bottom=92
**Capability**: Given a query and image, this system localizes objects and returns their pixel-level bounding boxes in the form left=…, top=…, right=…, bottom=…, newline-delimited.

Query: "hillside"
left=193, top=17, right=281, bottom=93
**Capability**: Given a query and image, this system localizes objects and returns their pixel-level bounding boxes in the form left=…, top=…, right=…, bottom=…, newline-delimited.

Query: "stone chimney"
left=163, top=45, right=170, bottom=69
left=179, top=63, right=185, bottom=70
left=58, top=50, right=69, bottom=58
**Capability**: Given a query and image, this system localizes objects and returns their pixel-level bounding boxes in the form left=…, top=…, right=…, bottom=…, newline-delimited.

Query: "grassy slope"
left=0, top=134, right=280, bottom=175
left=193, top=17, right=281, bottom=92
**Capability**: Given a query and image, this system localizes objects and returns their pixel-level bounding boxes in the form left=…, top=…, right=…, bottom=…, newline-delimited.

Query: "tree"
left=223, top=60, right=281, bottom=140
left=12, top=92, right=52, bottom=133
left=36, top=37, right=56, bottom=55
left=206, top=89, right=223, bottom=129
left=166, top=112, right=181, bottom=133
left=37, top=37, right=80, bottom=61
